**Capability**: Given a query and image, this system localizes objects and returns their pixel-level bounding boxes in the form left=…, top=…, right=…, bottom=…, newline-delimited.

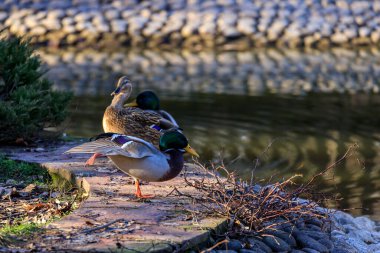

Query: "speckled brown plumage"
left=103, top=106, right=162, bottom=147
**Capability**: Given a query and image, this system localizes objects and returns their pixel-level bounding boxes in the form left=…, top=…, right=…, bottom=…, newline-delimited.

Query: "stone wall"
left=2, top=0, right=380, bottom=49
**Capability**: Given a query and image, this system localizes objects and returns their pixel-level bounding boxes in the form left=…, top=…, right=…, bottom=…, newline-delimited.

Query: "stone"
left=332, top=238, right=359, bottom=253
left=293, top=232, right=328, bottom=253
left=304, top=224, right=321, bottom=231
left=29, top=26, right=47, bottom=36
left=105, top=9, right=120, bottom=20
left=354, top=216, right=376, bottom=231
left=239, top=249, right=266, bottom=253
left=111, top=20, right=127, bottom=33
left=0, top=11, right=8, bottom=22
left=317, top=238, right=333, bottom=250
left=215, top=251, right=238, bottom=253
left=265, top=230, right=297, bottom=247
left=305, top=218, right=323, bottom=228
left=303, top=231, right=329, bottom=241
left=262, top=236, right=291, bottom=252
left=359, top=27, right=371, bottom=37
left=227, top=240, right=243, bottom=251
left=302, top=248, right=319, bottom=253
left=74, top=13, right=91, bottom=22
left=333, top=211, right=355, bottom=226
left=331, top=33, right=348, bottom=43
left=246, top=238, right=272, bottom=253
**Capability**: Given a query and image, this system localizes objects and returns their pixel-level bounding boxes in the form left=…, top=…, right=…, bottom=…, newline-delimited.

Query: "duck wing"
left=158, top=110, right=179, bottom=127
left=65, top=134, right=158, bottom=159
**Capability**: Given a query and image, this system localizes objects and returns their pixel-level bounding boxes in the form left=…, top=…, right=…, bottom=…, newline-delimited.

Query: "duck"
left=86, top=76, right=180, bottom=166
left=65, top=130, right=199, bottom=198
left=124, top=90, right=178, bottom=127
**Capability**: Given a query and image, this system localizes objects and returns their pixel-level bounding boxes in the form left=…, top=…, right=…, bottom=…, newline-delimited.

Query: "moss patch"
left=0, top=155, right=50, bottom=184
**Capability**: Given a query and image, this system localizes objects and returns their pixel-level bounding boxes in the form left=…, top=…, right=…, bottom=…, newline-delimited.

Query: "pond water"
left=39, top=47, right=380, bottom=220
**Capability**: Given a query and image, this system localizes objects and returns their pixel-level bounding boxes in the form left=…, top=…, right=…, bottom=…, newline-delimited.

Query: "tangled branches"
left=174, top=144, right=358, bottom=237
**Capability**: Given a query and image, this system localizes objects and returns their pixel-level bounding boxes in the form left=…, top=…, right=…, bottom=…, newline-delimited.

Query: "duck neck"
left=111, top=93, right=129, bottom=109
left=161, top=150, right=184, bottom=181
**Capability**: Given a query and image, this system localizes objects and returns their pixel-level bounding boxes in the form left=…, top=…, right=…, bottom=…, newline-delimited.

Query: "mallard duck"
left=65, top=130, right=199, bottom=198
left=86, top=76, right=180, bottom=165
left=125, top=90, right=178, bottom=127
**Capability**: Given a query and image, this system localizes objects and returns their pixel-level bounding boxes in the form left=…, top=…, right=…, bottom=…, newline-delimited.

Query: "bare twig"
left=83, top=218, right=127, bottom=234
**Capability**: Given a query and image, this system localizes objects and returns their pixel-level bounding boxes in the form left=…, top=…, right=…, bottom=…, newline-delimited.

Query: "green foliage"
left=0, top=222, right=41, bottom=237
left=0, top=36, right=72, bottom=143
left=0, top=155, right=50, bottom=184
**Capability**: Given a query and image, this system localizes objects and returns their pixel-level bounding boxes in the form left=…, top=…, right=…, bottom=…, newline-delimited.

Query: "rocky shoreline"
left=2, top=0, right=380, bottom=49
left=195, top=211, right=380, bottom=252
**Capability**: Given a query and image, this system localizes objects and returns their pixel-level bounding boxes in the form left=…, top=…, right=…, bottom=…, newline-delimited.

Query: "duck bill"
left=184, top=144, right=199, bottom=158
left=124, top=99, right=138, bottom=107
left=111, top=86, right=121, bottom=96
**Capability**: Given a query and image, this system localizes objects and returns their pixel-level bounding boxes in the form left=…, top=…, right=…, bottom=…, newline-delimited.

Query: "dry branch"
left=174, top=144, right=358, bottom=237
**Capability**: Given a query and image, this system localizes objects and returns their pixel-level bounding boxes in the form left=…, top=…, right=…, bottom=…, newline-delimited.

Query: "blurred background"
left=2, top=0, right=380, bottom=219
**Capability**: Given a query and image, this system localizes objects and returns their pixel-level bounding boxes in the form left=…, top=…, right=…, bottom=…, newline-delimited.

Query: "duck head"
left=159, top=130, right=199, bottom=158
left=125, top=91, right=160, bottom=110
left=111, top=76, right=132, bottom=96
left=111, top=76, right=133, bottom=107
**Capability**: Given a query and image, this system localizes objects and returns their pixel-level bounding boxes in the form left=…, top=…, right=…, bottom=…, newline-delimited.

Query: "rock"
left=303, top=231, right=329, bottom=241
left=74, top=13, right=91, bottom=22
left=290, top=251, right=305, bottom=253
left=359, top=27, right=371, bottom=37
left=22, top=184, right=37, bottom=193
left=302, top=248, right=319, bottom=253
left=239, top=249, right=266, bottom=253
left=246, top=238, right=272, bottom=253
left=262, top=236, right=291, bottom=252
left=332, top=237, right=359, bottom=253
left=265, top=230, right=297, bottom=247
left=111, top=20, right=127, bottom=33
left=331, top=33, right=348, bottom=43
left=333, top=211, right=355, bottom=226
left=293, top=232, right=328, bottom=253
left=105, top=9, right=119, bottom=20
left=0, top=11, right=7, bottom=22
left=354, top=216, right=376, bottom=231
left=305, top=218, right=323, bottom=228
left=317, top=238, right=333, bottom=250
left=304, top=224, right=321, bottom=231
left=215, top=251, right=238, bottom=253
left=227, top=240, right=243, bottom=251
left=5, top=179, right=17, bottom=185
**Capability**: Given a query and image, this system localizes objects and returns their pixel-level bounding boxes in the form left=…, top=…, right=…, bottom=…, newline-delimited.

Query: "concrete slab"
left=1, top=142, right=226, bottom=252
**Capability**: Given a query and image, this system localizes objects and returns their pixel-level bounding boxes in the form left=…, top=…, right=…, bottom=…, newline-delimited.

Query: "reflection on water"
left=37, top=46, right=380, bottom=220
left=67, top=93, right=380, bottom=220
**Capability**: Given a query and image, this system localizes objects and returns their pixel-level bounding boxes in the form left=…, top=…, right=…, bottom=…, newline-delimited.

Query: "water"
left=40, top=48, right=380, bottom=220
